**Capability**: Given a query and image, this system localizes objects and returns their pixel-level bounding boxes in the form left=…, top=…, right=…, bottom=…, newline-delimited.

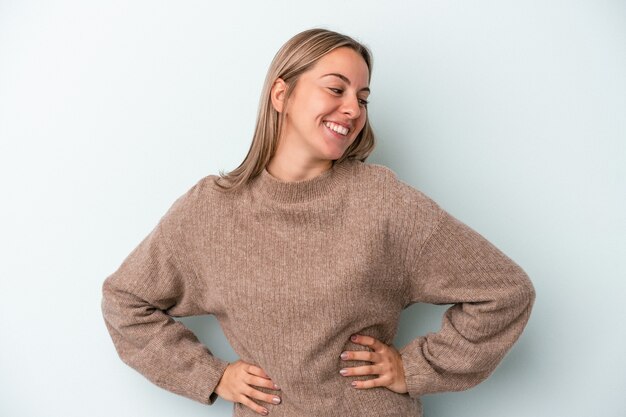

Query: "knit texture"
left=101, top=158, right=535, bottom=416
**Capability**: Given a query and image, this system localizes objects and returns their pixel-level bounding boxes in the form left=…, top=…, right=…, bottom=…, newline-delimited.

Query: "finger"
left=341, top=350, right=379, bottom=363
left=247, top=374, right=281, bottom=391
left=239, top=394, right=270, bottom=416
left=247, top=385, right=282, bottom=406
left=339, top=364, right=379, bottom=377
left=247, top=364, right=271, bottom=379
left=350, top=376, right=387, bottom=389
left=351, top=334, right=384, bottom=350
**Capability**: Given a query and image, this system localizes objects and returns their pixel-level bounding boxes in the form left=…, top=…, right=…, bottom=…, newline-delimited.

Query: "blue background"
left=0, top=1, right=624, bottom=416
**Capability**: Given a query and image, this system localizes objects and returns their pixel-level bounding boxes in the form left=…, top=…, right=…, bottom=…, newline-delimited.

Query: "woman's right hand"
left=215, top=360, right=281, bottom=415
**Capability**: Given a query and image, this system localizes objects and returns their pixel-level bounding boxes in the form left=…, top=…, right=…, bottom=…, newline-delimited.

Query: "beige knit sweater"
left=101, top=158, right=535, bottom=416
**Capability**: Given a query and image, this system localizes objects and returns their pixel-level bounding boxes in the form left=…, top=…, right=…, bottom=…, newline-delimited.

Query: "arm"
left=101, top=185, right=230, bottom=405
left=397, top=195, right=535, bottom=398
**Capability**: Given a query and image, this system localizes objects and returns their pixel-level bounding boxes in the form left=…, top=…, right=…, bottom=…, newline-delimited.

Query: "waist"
left=231, top=378, right=422, bottom=417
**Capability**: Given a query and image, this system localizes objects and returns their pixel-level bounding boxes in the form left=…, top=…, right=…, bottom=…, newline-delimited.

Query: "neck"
left=265, top=159, right=335, bottom=183
left=252, top=158, right=353, bottom=204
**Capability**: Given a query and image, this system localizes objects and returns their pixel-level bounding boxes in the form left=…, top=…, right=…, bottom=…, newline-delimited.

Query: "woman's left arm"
left=396, top=205, right=536, bottom=398
left=339, top=170, right=535, bottom=396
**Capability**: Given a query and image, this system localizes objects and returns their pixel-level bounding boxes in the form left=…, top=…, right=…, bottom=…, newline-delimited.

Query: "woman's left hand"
left=339, top=334, right=408, bottom=395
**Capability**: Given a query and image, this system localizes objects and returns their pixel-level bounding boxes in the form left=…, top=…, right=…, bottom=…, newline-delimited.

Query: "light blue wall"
left=1, top=1, right=624, bottom=416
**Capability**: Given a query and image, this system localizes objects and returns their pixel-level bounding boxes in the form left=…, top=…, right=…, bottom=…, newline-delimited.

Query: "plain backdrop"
left=1, top=1, right=624, bottom=416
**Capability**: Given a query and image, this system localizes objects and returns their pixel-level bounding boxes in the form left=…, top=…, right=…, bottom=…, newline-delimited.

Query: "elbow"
left=526, top=277, right=536, bottom=310
left=100, top=278, right=121, bottom=335
left=491, top=266, right=536, bottom=326
left=508, top=267, right=536, bottom=332
left=517, top=267, right=536, bottom=311
left=100, top=278, right=110, bottom=316
left=100, top=275, right=130, bottom=327
left=100, top=276, right=115, bottom=317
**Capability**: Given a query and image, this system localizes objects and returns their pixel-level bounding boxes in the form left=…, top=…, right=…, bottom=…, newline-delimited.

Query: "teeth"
left=324, top=121, right=349, bottom=136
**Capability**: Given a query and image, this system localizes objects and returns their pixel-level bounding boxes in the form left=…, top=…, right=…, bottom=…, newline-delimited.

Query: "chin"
left=323, top=147, right=346, bottom=160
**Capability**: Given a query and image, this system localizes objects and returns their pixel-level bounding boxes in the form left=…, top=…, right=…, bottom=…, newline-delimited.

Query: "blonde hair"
left=213, top=27, right=375, bottom=192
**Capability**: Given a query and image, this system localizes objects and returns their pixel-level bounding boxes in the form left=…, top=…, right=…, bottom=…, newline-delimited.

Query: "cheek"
left=351, top=117, right=367, bottom=139
left=310, top=91, right=336, bottom=112
left=295, top=98, right=321, bottom=120
left=358, top=114, right=368, bottom=130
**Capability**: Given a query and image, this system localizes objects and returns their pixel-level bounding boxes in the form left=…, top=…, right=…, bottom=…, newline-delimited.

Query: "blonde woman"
left=101, top=28, right=535, bottom=417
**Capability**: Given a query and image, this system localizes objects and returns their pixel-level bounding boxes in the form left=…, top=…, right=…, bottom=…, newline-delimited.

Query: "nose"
left=341, top=94, right=361, bottom=119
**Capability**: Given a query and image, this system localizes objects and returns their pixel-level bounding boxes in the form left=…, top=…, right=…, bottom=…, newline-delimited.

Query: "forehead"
left=308, top=47, right=369, bottom=86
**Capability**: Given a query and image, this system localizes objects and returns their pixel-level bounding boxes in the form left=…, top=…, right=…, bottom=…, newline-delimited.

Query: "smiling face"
left=271, top=47, right=370, bottom=165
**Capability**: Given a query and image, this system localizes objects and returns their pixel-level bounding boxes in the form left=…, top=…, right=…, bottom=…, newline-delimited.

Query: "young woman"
left=101, top=28, right=535, bottom=417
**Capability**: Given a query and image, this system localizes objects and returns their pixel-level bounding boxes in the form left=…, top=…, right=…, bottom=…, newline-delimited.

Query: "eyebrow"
left=321, top=73, right=370, bottom=93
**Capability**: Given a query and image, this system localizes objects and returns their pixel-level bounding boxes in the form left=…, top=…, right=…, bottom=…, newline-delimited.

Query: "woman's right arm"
left=101, top=180, right=281, bottom=413
left=101, top=217, right=230, bottom=405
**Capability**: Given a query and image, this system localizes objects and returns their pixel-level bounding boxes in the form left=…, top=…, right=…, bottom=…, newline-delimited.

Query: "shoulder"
left=349, top=160, right=443, bottom=230
left=348, top=159, right=397, bottom=183
left=344, top=160, right=403, bottom=198
left=156, top=173, right=224, bottom=231
left=350, top=160, right=438, bottom=207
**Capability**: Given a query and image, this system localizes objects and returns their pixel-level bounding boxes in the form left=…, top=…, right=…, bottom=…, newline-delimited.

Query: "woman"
left=101, top=28, right=535, bottom=417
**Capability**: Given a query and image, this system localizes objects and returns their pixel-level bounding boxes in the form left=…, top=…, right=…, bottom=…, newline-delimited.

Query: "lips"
left=323, top=121, right=350, bottom=136
left=324, top=120, right=352, bottom=130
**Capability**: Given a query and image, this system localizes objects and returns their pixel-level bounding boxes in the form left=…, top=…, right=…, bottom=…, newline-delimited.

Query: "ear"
left=270, top=77, right=287, bottom=113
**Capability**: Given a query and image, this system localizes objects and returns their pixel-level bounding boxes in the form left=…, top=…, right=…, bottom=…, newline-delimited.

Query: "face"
left=271, top=47, right=370, bottom=163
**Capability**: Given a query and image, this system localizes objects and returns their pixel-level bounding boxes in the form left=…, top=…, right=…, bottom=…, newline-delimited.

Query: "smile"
left=324, top=121, right=349, bottom=136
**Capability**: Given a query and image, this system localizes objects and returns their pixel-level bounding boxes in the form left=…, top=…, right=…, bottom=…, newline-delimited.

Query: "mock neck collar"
left=253, top=159, right=355, bottom=204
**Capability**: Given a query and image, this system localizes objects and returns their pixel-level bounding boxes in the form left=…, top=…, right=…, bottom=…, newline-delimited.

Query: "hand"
left=339, top=334, right=408, bottom=395
left=215, top=360, right=282, bottom=415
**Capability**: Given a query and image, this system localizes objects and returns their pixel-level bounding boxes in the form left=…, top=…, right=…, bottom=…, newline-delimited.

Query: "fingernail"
left=273, top=383, right=280, bottom=390
left=351, top=381, right=358, bottom=387
left=351, top=334, right=358, bottom=342
left=261, top=408, right=268, bottom=415
left=340, top=352, right=348, bottom=360
left=339, top=369, right=348, bottom=376
left=272, top=396, right=281, bottom=404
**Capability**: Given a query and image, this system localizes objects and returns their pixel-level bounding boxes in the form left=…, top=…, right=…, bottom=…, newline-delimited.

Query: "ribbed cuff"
left=399, top=337, right=434, bottom=399
left=192, top=355, right=231, bottom=405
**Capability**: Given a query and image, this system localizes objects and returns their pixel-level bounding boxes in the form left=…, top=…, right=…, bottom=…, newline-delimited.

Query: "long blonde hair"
left=213, top=28, right=375, bottom=192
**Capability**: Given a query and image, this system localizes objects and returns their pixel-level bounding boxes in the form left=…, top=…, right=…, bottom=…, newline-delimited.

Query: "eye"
left=328, top=88, right=369, bottom=108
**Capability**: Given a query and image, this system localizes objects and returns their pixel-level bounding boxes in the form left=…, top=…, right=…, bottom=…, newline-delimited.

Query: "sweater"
left=101, top=158, right=535, bottom=417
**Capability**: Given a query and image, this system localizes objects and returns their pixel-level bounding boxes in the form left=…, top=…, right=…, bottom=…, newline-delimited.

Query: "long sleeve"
left=100, top=184, right=230, bottom=405
left=394, top=183, right=536, bottom=398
